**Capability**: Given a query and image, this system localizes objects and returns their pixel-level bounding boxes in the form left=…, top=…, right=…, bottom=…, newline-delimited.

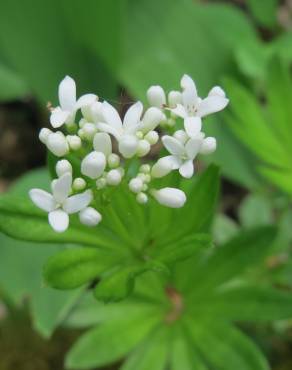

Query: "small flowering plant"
left=32, top=74, right=228, bottom=233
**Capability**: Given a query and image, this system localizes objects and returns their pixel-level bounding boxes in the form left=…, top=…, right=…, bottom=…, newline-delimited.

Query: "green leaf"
left=239, top=194, right=274, bottom=228
left=0, top=61, right=29, bottom=101
left=246, top=0, right=278, bottom=28
left=184, top=226, right=277, bottom=296
left=121, top=327, right=169, bottom=370
left=189, top=322, right=269, bottom=370
left=66, top=309, right=161, bottom=369
left=43, top=247, right=122, bottom=290
left=0, top=194, right=118, bottom=249
left=212, top=213, right=239, bottom=244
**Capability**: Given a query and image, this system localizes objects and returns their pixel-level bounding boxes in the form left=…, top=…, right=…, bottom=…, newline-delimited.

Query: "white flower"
left=79, top=207, right=102, bottom=227
left=29, top=173, right=92, bottom=233
left=170, top=74, right=229, bottom=138
left=151, top=187, right=186, bottom=208
left=56, top=159, right=72, bottom=177
left=98, top=101, right=163, bottom=158
left=147, top=85, right=166, bottom=108
left=152, top=135, right=202, bottom=179
left=46, top=131, right=69, bottom=157
left=50, top=76, right=97, bottom=128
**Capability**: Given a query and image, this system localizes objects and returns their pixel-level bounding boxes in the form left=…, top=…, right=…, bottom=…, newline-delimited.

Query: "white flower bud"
left=140, top=164, right=151, bottom=174
left=47, top=132, right=69, bottom=157
left=137, top=173, right=147, bottom=182
left=143, top=174, right=151, bottom=183
left=83, top=123, right=97, bottom=139
left=81, top=151, right=106, bottom=179
left=39, top=128, right=52, bottom=144
left=136, top=192, right=148, bottom=204
left=118, top=135, right=139, bottom=158
left=67, top=135, right=82, bottom=150
left=78, top=128, right=86, bottom=139
left=106, top=169, right=122, bottom=186
left=96, top=178, right=107, bottom=189
left=107, top=153, right=120, bottom=168
left=151, top=187, right=186, bottom=208
left=200, top=137, right=217, bottom=155
left=56, top=159, right=72, bottom=177
left=136, top=131, right=144, bottom=140
left=144, top=131, right=159, bottom=145
left=173, top=130, right=188, bottom=144
left=129, top=178, right=143, bottom=193
left=147, top=85, right=166, bottom=108
left=141, top=107, right=164, bottom=134
left=79, top=118, right=86, bottom=128
left=137, top=140, right=151, bottom=157
left=73, top=177, right=86, bottom=191
left=151, top=158, right=173, bottom=178
left=168, top=90, right=182, bottom=108
left=142, top=184, right=148, bottom=191
left=79, top=207, right=102, bottom=227
left=167, top=118, right=176, bottom=127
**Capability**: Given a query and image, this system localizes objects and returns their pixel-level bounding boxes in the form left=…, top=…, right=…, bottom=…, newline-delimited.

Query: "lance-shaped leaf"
left=0, top=194, right=119, bottom=249
left=43, top=247, right=124, bottom=290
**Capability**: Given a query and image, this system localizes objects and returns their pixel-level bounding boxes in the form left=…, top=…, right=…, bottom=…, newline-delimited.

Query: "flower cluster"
left=29, top=74, right=228, bottom=232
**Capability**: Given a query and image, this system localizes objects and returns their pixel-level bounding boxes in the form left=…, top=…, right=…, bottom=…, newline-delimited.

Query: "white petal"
left=81, top=151, right=106, bottom=179
left=197, top=96, right=229, bottom=118
left=97, top=122, right=121, bottom=140
left=184, top=116, right=202, bottom=138
left=151, top=155, right=181, bottom=178
left=50, top=107, right=70, bottom=128
left=168, top=90, right=182, bottom=108
left=58, top=76, right=76, bottom=111
left=29, top=189, right=56, bottom=212
left=152, top=187, right=186, bottom=208
left=179, top=160, right=194, bottom=178
left=162, top=136, right=185, bottom=156
left=93, top=132, right=112, bottom=156
left=147, top=86, right=166, bottom=108
left=140, top=107, right=164, bottom=133
left=181, top=74, right=198, bottom=108
left=63, top=190, right=92, bottom=214
left=76, top=94, right=97, bottom=109
left=48, top=209, right=69, bottom=233
left=102, top=101, right=123, bottom=134
left=52, top=172, right=72, bottom=203
left=123, top=101, right=143, bottom=131
left=169, top=104, right=187, bottom=118
left=118, top=135, right=139, bottom=158
left=185, top=137, right=202, bottom=160
left=208, top=86, right=226, bottom=98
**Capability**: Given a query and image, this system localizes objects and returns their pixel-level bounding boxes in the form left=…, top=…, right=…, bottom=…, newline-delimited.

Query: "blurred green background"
left=1, top=0, right=292, bottom=369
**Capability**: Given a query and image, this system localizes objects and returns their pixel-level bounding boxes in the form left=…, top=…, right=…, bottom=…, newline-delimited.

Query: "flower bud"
left=140, top=164, right=151, bottom=174
left=136, top=192, right=148, bottom=204
left=78, top=128, right=86, bottom=139
left=173, top=130, right=188, bottom=144
left=151, top=187, right=186, bottom=208
left=56, top=159, right=72, bottom=177
left=79, top=207, right=102, bottom=227
left=118, top=135, right=139, bottom=158
left=151, top=158, right=173, bottom=178
left=129, top=178, right=143, bottom=193
left=106, top=169, right=122, bottom=186
left=147, top=85, right=166, bottom=108
left=137, top=140, right=151, bottom=157
left=96, top=178, right=107, bottom=189
left=81, top=151, right=106, bottom=179
left=200, top=137, right=217, bottom=155
left=47, top=132, right=69, bottom=157
left=168, top=90, right=182, bottom=108
left=67, top=135, right=81, bottom=151
left=141, top=107, right=164, bottom=133
left=39, top=128, right=52, bottom=144
left=73, top=177, right=86, bottom=191
left=83, top=123, right=97, bottom=139
left=144, top=131, right=159, bottom=145
left=107, top=153, right=120, bottom=168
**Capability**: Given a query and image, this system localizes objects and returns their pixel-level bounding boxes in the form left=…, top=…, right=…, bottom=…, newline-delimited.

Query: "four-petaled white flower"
left=170, top=74, right=229, bottom=138
left=29, top=173, right=92, bottom=233
left=50, top=76, right=97, bottom=128
left=152, top=135, right=204, bottom=178
left=98, top=101, right=163, bottom=158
